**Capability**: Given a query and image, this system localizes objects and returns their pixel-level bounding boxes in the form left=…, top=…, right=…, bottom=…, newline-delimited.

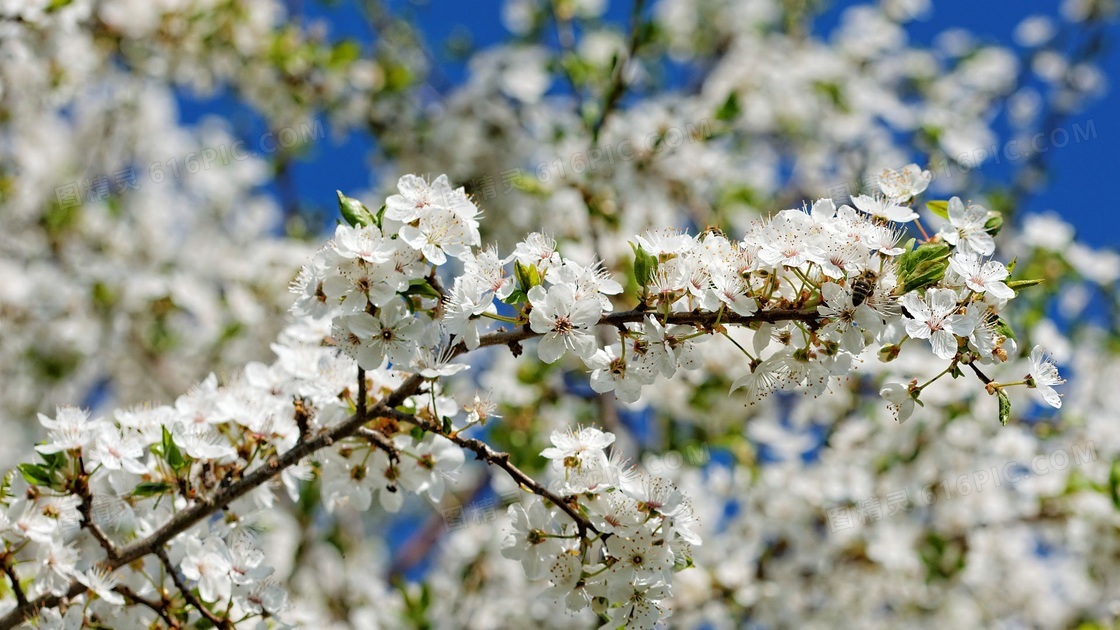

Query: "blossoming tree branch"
left=0, top=165, right=1062, bottom=629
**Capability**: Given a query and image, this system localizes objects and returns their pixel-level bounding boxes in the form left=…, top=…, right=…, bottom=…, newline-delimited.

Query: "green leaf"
left=997, top=389, right=1011, bottom=426
left=629, top=242, right=659, bottom=289
left=132, top=481, right=173, bottom=498
left=160, top=426, right=187, bottom=471
left=39, top=450, right=67, bottom=471
left=337, top=191, right=375, bottom=227
left=1006, top=278, right=1044, bottom=290
left=993, top=316, right=1016, bottom=341
left=18, top=463, right=53, bottom=487
left=1109, top=460, right=1120, bottom=510
left=404, top=278, right=443, bottom=300
left=716, top=91, right=740, bottom=122
left=514, top=261, right=541, bottom=292
left=1005, top=257, right=1017, bottom=276
left=501, top=288, right=527, bottom=305
left=925, top=200, right=950, bottom=219
left=897, top=242, right=951, bottom=294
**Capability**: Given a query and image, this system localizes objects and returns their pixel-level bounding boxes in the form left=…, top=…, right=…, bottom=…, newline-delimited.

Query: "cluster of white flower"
left=3, top=0, right=1113, bottom=627
left=2, top=167, right=1066, bottom=628
left=504, top=427, right=698, bottom=629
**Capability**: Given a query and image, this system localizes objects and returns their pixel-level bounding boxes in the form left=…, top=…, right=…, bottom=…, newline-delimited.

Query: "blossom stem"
left=914, top=218, right=931, bottom=242
left=916, top=361, right=957, bottom=392
left=481, top=312, right=522, bottom=324
left=720, top=331, right=757, bottom=362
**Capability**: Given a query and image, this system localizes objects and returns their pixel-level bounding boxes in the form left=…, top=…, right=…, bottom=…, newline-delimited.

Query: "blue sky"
left=181, top=1, right=1120, bottom=248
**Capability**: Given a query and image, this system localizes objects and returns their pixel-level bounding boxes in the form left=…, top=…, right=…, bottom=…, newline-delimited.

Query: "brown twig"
left=356, top=426, right=401, bottom=461
left=77, top=489, right=120, bottom=563
left=381, top=407, right=598, bottom=537
left=0, top=373, right=424, bottom=629
left=115, top=586, right=177, bottom=628
left=357, top=366, right=368, bottom=418
left=155, top=548, right=232, bottom=630
left=590, top=0, right=647, bottom=143
left=0, top=557, right=27, bottom=610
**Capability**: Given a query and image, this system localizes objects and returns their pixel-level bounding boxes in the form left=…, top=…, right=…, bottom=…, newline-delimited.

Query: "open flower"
left=850, top=194, right=918, bottom=223
left=36, top=406, right=104, bottom=455
left=948, top=252, right=1015, bottom=299
left=75, top=566, right=125, bottom=606
left=501, top=502, right=563, bottom=580
left=880, top=382, right=917, bottom=422
left=585, top=345, right=652, bottom=403
left=878, top=164, right=932, bottom=201
left=901, top=288, right=977, bottom=359
left=528, top=283, right=601, bottom=363
left=1028, top=345, right=1065, bottom=408
left=940, top=197, right=994, bottom=255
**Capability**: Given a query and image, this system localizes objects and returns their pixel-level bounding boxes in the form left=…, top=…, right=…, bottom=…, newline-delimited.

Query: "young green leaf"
left=337, top=190, right=375, bottom=228
left=925, top=200, right=949, bottom=219
left=997, top=389, right=1011, bottom=426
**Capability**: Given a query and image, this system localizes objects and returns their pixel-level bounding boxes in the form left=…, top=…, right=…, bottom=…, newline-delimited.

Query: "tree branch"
left=470, top=306, right=820, bottom=352
left=0, top=374, right=425, bottom=629
left=115, top=585, right=177, bottom=628
left=590, top=0, right=647, bottom=143
left=156, top=548, right=231, bottom=630
left=0, top=556, right=27, bottom=610
left=380, top=407, right=599, bottom=537
left=0, top=306, right=819, bottom=628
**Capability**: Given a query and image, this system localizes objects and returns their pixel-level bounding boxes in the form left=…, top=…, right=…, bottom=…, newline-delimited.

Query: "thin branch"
left=0, top=373, right=424, bottom=629
left=357, top=366, right=368, bottom=417
left=967, top=361, right=994, bottom=385
left=115, top=586, right=177, bottom=628
left=381, top=407, right=598, bottom=537
left=590, top=0, right=646, bottom=143
left=155, top=548, right=232, bottom=630
left=470, top=306, right=820, bottom=353
left=0, top=557, right=27, bottom=610
left=77, top=489, right=120, bottom=563
left=356, top=426, right=400, bottom=461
